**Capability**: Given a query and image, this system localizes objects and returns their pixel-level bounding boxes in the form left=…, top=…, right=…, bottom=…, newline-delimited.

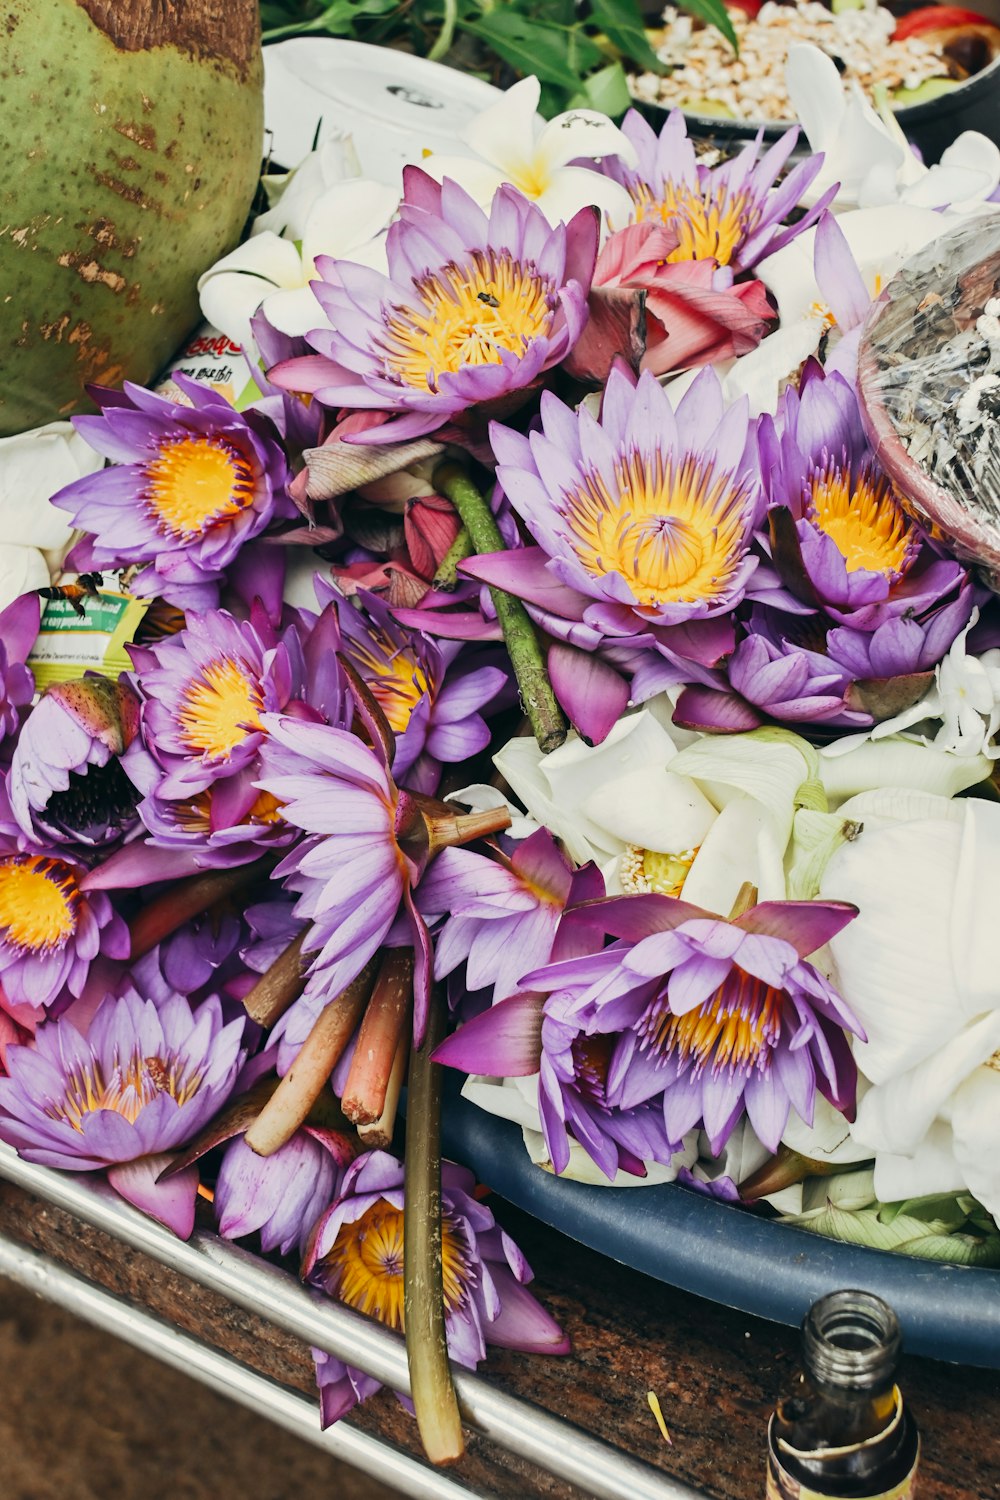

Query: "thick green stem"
left=435, top=462, right=567, bottom=753
left=427, top=0, right=458, bottom=61
left=404, top=985, right=465, bottom=1466
left=432, top=525, right=474, bottom=591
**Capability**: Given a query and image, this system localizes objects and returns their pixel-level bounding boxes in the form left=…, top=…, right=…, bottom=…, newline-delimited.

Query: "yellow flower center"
left=53, top=1050, right=203, bottom=1131
left=177, top=657, right=265, bottom=760
left=630, top=179, right=756, bottom=267
left=808, top=463, right=913, bottom=577
left=619, top=844, right=699, bottom=898
left=246, top=789, right=285, bottom=826
left=650, top=970, right=783, bottom=1074
left=564, top=449, right=750, bottom=610
left=346, top=639, right=431, bottom=735
left=0, top=855, right=79, bottom=952
left=383, top=251, right=555, bottom=392
left=325, top=1201, right=466, bottom=1332
left=143, top=436, right=258, bottom=540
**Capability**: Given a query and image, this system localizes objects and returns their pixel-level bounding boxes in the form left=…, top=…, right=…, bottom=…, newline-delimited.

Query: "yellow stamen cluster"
left=383, top=251, right=554, bottom=392
left=325, top=1201, right=467, bottom=1332
left=619, top=845, right=699, bottom=898
left=54, top=1049, right=203, bottom=1131
left=347, top=637, right=431, bottom=735
left=0, top=855, right=79, bottom=952
left=178, top=657, right=265, bottom=760
left=653, top=971, right=783, bottom=1073
left=143, top=436, right=258, bottom=540
left=630, top=178, right=757, bottom=267
left=565, top=449, right=750, bottom=610
left=808, top=463, right=913, bottom=577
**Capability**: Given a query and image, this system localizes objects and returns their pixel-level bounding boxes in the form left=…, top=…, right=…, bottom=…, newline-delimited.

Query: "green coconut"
left=0, top=0, right=263, bottom=437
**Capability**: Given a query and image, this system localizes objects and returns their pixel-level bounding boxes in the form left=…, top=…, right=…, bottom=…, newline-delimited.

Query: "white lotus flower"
left=421, top=74, right=637, bottom=228
left=198, top=177, right=398, bottom=354
left=493, top=710, right=818, bottom=915
left=0, top=420, right=105, bottom=603
left=785, top=44, right=1000, bottom=213
left=821, top=798, right=1000, bottom=1223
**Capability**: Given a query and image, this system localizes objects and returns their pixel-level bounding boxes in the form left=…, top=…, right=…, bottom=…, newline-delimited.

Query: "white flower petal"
left=783, top=43, right=844, bottom=153
left=0, top=544, right=50, bottom=608
left=870, top=1122, right=967, bottom=1202
left=723, top=319, right=826, bottom=416
left=833, top=786, right=967, bottom=830
left=682, top=797, right=784, bottom=913
left=198, top=273, right=278, bottom=358
left=670, top=729, right=813, bottom=842
left=536, top=167, right=634, bottom=233
left=534, top=110, right=637, bottom=175
left=819, top=736, right=989, bottom=806
left=904, top=132, right=1000, bottom=210
left=0, top=424, right=101, bottom=550
left=949, top=1066, right=1000, bottom=1223
left=854, top=1012, right=1000, bottom=1158
left=197, top=232, right=304, bottom=294
left=823, top=818, right=966, bottom=1080
left=260, top=284, right=326, bottom=338
left=951, top=802, right=1000, bottom=1012
left=783, top=1088, right=873, bottom=1165
left=300, top=179, right=399, bottom=265
left=582, top=767, right=716, bottom=855
left=463, top=75, right=540, bottom=176
left=419, top=155, right=509, bottom=211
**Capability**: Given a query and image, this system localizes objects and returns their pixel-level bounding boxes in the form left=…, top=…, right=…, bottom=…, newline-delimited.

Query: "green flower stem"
left=435, top=462, right=567, bottom=753
left=432, top=525, right=474, bottom=591
left=404, top=984, right=465, bottom=1466
left=427, top=0, right=458, bottom=61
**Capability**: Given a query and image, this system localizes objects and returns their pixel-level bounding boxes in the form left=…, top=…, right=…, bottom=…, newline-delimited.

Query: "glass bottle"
left=766, top=1289, right=920, bottom=1499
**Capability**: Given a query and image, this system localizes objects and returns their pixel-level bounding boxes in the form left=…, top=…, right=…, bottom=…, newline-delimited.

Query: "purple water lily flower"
left=333, top=586, right=508, bottom=793
left=0, top=799, right=129, bottom=1017
left=125, top=601, right=350, bottom=862
left=436, top=894, right=863, bottom=1177
left=0, top=987, right=245, bottom=1233
left=215, top=1127, right=353, bottom=1257
left=0, top=595, right=39, bottom=751
left=8, top=676, right=141, bottom=847
left=55, top=376, right=292, bottom=611
left=760, top=366, right=968, bottom=630
left=302, top=1149, right=569, bottom=1427
left=601, top=108, right=835, bottom=272
left=268, top=169, right=597, bottom=443
left=416, top=830, right=605, bottom=1003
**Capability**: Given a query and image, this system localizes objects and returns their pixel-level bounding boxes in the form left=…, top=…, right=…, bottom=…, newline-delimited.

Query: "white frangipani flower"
left=821, top=799, right=1000, bottom=1225
left=253, top=133, right=363, bottom=241
left=0, top=420, right=105, bottom=604
left=421, top=74, right=637, bottom=228
left=785, top=44, right=1000, bottom=213
left=198, top=177, right=398, bottom=354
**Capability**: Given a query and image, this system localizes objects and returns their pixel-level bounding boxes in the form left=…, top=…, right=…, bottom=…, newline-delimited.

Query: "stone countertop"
left=0, top=1181, right=994, bottom=1500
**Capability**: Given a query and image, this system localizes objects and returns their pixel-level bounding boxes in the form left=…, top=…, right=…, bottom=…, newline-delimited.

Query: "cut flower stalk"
left=357, top=1032, right=410, bottom=1151
left=342, top=949, right=414, bottom=1126
left=435, top=461, right=566, bottom=753
left=404, top=982, right=465, bottom=1465
left=128, top=857, right=277, bottom=960
left=244, top=958, right=380, bottom=1157
left=242, top=929, right=309, bottom=1027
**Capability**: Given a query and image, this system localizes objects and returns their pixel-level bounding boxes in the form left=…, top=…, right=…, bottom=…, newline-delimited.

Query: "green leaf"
left=677, top=0, right=739, bottom=54
left=575, top=61, right=633, bottom=117
left=460, top=12, right=583, bottom=90
left=588, top=0, right=666, bottom=72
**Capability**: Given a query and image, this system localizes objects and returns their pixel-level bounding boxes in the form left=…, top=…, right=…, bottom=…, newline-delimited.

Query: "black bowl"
left=631, top=50, right=1000, bottom=165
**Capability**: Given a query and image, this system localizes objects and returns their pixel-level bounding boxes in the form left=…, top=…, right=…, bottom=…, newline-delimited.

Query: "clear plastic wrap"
left=857, top=212, right=1000, bottom=589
